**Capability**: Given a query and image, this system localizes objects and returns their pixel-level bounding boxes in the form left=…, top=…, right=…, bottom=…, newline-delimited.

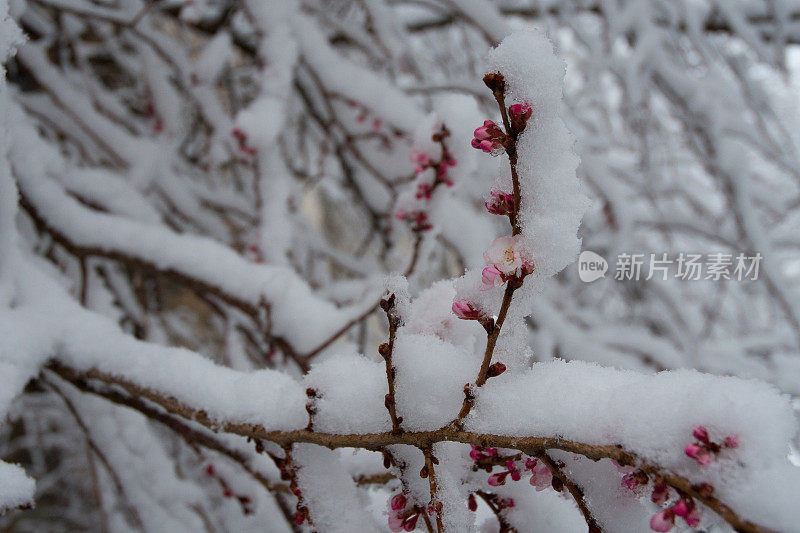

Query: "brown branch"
left=379, top=294, right=403, bottom=434
left=537, top=452, right=603, bottom=533
left=18, top=193, right=307, bottom=368
left=475, top=490, right=517, bottom=533
left=421, top=447, right=443, bottom=533
left=46, top=377, right=145, bottom=530
left=44, top=362, right=775, bottom=533
left=453, top=73, right=525, bottom=427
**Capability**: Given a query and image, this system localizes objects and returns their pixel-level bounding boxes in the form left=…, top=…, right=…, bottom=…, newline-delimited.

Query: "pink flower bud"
left=725, top=435, right=740, bottom=448
left=403, top=514, right=418, bottom=531
left=621, top=473, right=640, bottom=491
left=510, top=470, right=521, bottom=481
left=390, top=494, right=407, bottom=511
left=471, top=138, right=482, bottom=149
left=508, top=103, right=532, bottom=120
left=693, top=426, right=709, bottom=443
left=467, top=494, right=478, bottom=512
left=672, top=499, right=690, bottom=517
left=649, top=509, right=675, bottom=532
left=684, top=443, right=703, bottom=460
left=488, top=472, right=507, bottom=486
left=684, top=507, right=701, bottom=527
left=452, top=300, right=483, bottom=320
left=294, top=511, right=305, bottom=525
left=485, top=189, right=515, bottom=216
left=696, top=451, right=714, bottom=465
left=651, top=482, right=669, bottom=505
left=474, top=126, right=491, bottom=140
left=480, top=266, right=504, bottom=291
left=479, top=139, right=493, bottom=152
left=388, top=513, right=404, bottom=532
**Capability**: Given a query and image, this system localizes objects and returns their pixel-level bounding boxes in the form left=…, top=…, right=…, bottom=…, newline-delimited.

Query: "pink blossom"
left=485, top=189, right=515, bottom=216
left=649, top=509, right=675, bottom=532
left=484, top=235, right=526, bottom=275
left=402, top=514, right=418, bottom=531
left=725, top=435, right=740, bottom=448
left=452, top=300, right=483, bottom=320
left=528, top=462, right=552, bottom=491
left=480, top=266, right=505, bottom=291
left=530, top=470, right=552, bottom=491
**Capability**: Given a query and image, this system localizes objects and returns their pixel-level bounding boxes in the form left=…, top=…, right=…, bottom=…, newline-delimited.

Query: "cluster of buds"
left=650, top=496, right=701, bottom=532
left=487, top=460, right=522, bottom=486
left=471, top=120, right=506, bottom=154
left=343, top=97, right=403, bottom=138
left=394, top=209, right=432, bottom=231
left=231, top=127, right=256, bottom=157
left=387, top=493, right=420, bottom=532
left=685, top=426, right=739, bottom=466
left=410, top=146, right=457, bottom=186
left=395, top=127, right=457, bottom=232
left=469, top=444, right=498, bottom=462
left=143, top=100, right=164, bottom=133
left=203, top=463, right=253, bottom=514
left=485, top=189, right=515, bottom=216
left=484, top=457, right=552, bottom=492
left=508, top=103, right=533, bottom=133
left=272, top=453, right=310, bottom=526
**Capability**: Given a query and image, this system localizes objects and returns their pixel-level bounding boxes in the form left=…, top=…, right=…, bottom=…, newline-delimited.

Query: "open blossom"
left=524, top=458, right=553, bottom=491
left=484, top=235, right=527, bottom=275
